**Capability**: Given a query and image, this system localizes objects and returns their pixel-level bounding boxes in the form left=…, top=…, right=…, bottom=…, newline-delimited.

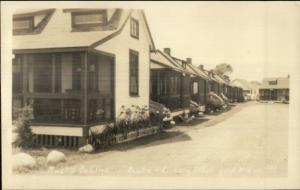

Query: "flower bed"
left=115, top=126, right=161, bottom=144
left=88, top=104, right=165, bottom=149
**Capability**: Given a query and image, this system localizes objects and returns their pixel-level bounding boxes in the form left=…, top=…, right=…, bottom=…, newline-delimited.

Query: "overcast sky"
left=4, top=2, right=300, bottom=82
left=141, top=2, right=300, bottom=82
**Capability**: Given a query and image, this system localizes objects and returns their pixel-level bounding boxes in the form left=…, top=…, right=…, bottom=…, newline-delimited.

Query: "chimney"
left=198, top=65, right=204, bottom=70
left=186, top=58, right=192, bottom=64
left=163, top=48, right=171, bottom=56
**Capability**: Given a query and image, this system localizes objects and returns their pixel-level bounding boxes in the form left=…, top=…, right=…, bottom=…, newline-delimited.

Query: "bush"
left=116, top=105, right=150, bottom=136
left=89, top=105, right=151, bottom=149
left=89, top=124, right=115, bottom=149
left=12, top=104, right=35, bottom=148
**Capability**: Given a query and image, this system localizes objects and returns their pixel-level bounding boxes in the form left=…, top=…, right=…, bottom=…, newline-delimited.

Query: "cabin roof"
left=213, top=74, right=226, bottom=84
left=202, top=69, right=220, bottom=83
left=259, top=77, right=289, bottom=89
left=172, top=57, right=198, bottom=75
left=13, top=9, right=130, bottom=50
left=231, top=79, right=251, bottom=90
left=150, top=49, right=192, bottom=74
left=150, top=50, right=188, bottom=73
left=13, top=8, right=155, bottom=51
left=185, top=64, right=210, bottom=80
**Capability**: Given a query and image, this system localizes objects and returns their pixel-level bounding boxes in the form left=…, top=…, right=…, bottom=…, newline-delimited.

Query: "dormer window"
left=72, top=10, right=107, bottom=30
left=13, top=9, right=55, bottom=35
left=269, top=80, right=277, bottom=85
left=130, top=18, right=139, bottom=39
left=13, top=17, right=34, bottom=32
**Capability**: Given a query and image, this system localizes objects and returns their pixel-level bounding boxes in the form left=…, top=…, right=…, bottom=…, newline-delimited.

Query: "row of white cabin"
left=12, top=8, right=243, bottom=146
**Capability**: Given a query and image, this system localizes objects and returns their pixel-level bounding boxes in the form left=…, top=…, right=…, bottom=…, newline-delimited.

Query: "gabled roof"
left=231, top=79, right=252, bottom=90
left=213, top=74, right=226, bottom=84
left=150, top=50, right=188, bottom=73
left=172, top=57, right=199, bottom=76
left=259, top=77, right=289, bottom=89
left=202, top=69, right=220, bottom=83
left=186, top=64, right=210, bottom=80
left=13, top=8, right=155, bottom=51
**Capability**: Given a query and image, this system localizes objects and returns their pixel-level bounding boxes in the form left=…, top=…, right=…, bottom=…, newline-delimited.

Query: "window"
left=13, top=17, right=34, bottom=32
left=269, top=80, right=277, bottom=85
left=130, top=18, right=139, bottom=39
left=129, top=50, right=139, bottom=96
left=72, top=10, right=107, bottom=30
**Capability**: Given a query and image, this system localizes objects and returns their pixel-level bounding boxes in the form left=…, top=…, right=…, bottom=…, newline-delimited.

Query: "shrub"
left=149, top=105, right=171, bottom=127
left=89, top=105, right=152, bottom=149
left=116, top=105, right=150, bottom=136
left=89, top=124, right=115, bottom=149
left=12, top=104, right=35, bottom=148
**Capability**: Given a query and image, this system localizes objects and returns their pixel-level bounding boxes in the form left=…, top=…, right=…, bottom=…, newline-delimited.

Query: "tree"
left=13, top=104, right=35, bottom=148
left=213, top=63, right=233, bottom=76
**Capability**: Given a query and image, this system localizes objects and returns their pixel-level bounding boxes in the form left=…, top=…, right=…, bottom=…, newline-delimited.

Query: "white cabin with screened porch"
left=12, top=8, right=155, bottom=146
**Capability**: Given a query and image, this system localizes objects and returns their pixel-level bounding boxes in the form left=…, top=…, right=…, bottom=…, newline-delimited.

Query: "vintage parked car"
left=220, top=93, right=229, bottom=104
left=189, top=100, right=206, bottom=117
left=149, top=100, right=174, bottom=127
left=207, top=92, right=226, bottom=112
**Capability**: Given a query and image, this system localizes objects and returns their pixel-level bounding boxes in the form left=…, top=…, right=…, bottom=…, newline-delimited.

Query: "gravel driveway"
left=41, top=102, right=288, bottom=177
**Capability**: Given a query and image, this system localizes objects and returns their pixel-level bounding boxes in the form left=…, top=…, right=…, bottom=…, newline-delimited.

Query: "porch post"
left=22, top=54, right=28, bottom=106
left=166, top=70, right=171, bottom=108
left=81, top=52, right=88, bottom=137
left=51, top=54, right=56, bottom=94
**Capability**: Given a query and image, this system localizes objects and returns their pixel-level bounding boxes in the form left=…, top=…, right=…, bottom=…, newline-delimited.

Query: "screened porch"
left=190, top=78, right=207, bottom=105
left=12, top=50, right=115, bottom=126
left=150, top=69, right=190, bottom=111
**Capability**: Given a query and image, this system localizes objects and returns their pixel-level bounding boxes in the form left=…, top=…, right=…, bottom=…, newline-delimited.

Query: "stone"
left=78, top=144, right=94, bottom=153
left=46, top=150, right=66, bottom=166
left=13, top=152, right=36, bottom=171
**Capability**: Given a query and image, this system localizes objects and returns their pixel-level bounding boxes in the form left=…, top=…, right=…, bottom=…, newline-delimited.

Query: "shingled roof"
left=13, top=8, right=155, bottom=51
left=150, top=50, right=189, bottom=73
left=186, top=64, right=210, bottom=80
left=231, top=79, right=252, bottom=90
left=259, top=77, right=289, bottom=89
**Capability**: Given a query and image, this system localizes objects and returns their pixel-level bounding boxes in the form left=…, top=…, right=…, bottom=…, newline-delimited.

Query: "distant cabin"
left=259, top=76, right=290, bottom=101
left=231, top=79, right=261, bottom=100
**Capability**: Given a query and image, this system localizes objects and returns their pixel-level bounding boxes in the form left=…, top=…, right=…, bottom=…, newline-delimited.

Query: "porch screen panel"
left=199, top=79, right=206, bottom=103
left=98, top=57, right=112, bottom=94
left=176, top=74, right=181, bottom=95
left=28, top=55, right=34, bottom=93
left=88, top=55, right=114, bottom=123
left=88, top=54, right=99, bottom=92
left=33, top=54, right=52, bottom=93
left=72, top=53, right=82, bottom=91
left=55, top=55, right=62, bottom=93
left=61, top=53, right=73, bottom=93
left=12, top=55, right=22, bottom=93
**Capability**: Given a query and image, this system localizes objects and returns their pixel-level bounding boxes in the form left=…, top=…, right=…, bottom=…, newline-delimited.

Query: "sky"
left=3, top=1, right=300, bottom=82
left=141, top=2, right=300, bottom=82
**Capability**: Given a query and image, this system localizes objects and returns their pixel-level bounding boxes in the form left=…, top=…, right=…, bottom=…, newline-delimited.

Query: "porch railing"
left=28, top=96, right=113, bottom=125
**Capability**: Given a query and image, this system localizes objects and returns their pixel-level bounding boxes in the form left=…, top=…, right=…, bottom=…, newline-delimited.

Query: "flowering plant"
left=116, top=105, right=150, bottom=137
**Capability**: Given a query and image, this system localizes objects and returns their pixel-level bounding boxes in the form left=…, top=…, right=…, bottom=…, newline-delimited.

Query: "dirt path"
left=34, top=102, right=288, bottom=177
